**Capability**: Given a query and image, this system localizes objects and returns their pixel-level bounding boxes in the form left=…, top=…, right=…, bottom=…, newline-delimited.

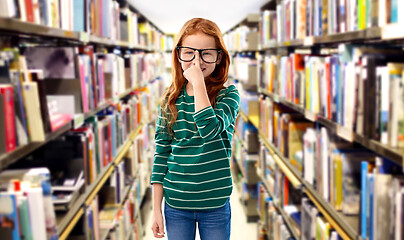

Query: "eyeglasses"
left=176, top=46, right=222, bottom=64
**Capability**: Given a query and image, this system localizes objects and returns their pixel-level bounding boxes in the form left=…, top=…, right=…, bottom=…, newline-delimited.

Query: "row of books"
left=83, top=122, right=153, bottom=240
left=231, top=117, right=261, bottom=220
left=230, top=55, right=258, bottom=91
left=0, top=46, right=164, bottom=155
left=260, top=0, right=404, bottom=44
left=38, top=93, right=145, bottom=211
left=235, top=116, right=260, bottom=155
left=258, top=45, right=404, bottom=147
left=258, top=143, right=302, bottom=210
left=0, top=0, right=165, bottom=49
left=238, top=89, right=259, bottom=119
left=233, top=122, right=260, bottom=185
left=260, top=95, right=366, bottom=213
left=258, top=98, right=404, bottom=239
left=257, top=183, right=296, bottom=240
left=303, top=127, right=404, bottom=240
left=66, top=139, right=148, bottom=239
left=223, top=25, right=259, bottom=52
left=259, top=97, right=313, bottom=172
left=258, top=142, right=344, bottom=240
left=0, top=168, right=58, bottom=240
left=0, top=113, right=152, bottom=240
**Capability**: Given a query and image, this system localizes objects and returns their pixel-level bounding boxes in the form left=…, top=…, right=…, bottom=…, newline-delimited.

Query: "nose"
left=193, top=50, right=204, bottom=64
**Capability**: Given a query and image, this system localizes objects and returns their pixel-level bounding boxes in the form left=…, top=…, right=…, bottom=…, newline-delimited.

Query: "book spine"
left=31, top=71, right=52, bottom=134
left=368, top=173, right=374, bottom=240
left=0, top=193, right=21, bottom=240
left=391, top=0, right=398, bottom=23
left=78, top=56, right=89, bottom=113
left=17, top=196, right=33, bottom=240
left=73, top=0, right=85, bottom=32
left=24, top=0, right=34, bottom=23
left=0, top=85, right=16, bottom=152
left=360, top=161, right=368, bottom=239
left=26, top=187, right=47, bottom=240
left=22, top=82, right=46, bottom=142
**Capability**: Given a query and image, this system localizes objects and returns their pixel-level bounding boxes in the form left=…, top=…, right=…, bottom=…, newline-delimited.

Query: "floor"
left=141, top=184, right=258, bottom=240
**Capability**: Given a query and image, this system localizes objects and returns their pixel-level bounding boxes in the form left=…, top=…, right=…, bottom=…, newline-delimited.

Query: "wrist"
left=153, top=208, right=162, bottom=215
left=193, top=81, right=206, bottom=92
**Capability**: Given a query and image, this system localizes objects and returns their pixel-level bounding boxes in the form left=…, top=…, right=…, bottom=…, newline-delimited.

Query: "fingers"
left=193, top=50, right=201, bottom=68
left=151, top=221, right=165, bottom=238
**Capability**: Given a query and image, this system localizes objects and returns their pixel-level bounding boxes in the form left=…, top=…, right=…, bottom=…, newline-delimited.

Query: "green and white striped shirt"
left=151, top=84, right=240, bottom=210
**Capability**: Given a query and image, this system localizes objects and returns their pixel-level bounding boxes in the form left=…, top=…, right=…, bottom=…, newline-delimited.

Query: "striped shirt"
left=151, top=84, right=240, bottom=210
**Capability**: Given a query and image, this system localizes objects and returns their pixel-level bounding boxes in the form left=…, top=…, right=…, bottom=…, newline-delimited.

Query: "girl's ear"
left=216, top=52, right=223, bottom=65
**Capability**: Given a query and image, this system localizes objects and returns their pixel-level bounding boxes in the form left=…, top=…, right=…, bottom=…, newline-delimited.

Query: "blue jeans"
left=164, top=199, right=231, bottom=240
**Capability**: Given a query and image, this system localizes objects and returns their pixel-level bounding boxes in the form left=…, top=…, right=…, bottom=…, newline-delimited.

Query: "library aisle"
left=5, top=0, right=404, bottom=240
left=142, top=183, right=258, bottom=240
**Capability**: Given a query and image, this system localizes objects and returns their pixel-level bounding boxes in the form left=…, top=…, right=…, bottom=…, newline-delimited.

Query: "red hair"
left=161, top=18, right=230, bottom=135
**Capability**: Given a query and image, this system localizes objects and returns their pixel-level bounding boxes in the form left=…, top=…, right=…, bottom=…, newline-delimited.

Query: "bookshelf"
left=258, top=87, right=404, bottom=167
left=248, top=1, right=404, bottom=240
left=256, top=169, right=301, bottom=240
left=0, top=17, right=154, bottom=51
left=260, top=27, right=383, bottom=50
left=241, top=106, right=357, bottom=239
left=0, top=1, right=166, bottom=240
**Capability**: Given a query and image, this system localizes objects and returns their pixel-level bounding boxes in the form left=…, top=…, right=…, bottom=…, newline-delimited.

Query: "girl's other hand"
left=183, top=51, right=204, bottom=87
left=151, top=211, right=165, bottom=238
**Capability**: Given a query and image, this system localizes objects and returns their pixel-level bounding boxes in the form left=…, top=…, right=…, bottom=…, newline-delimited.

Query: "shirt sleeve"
left=151, top=106, right=172, bottom=184
left=192, top=85, right=240, bottom=141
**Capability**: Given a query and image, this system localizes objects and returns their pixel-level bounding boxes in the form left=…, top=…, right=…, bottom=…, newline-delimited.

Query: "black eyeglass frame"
left=176, top=46, right=222, bottom=64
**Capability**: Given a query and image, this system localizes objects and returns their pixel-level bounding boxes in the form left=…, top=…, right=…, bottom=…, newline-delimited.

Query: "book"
left=78, top=45, right=98, bottom=108
left=374, top=173, right=393, bottom=240
left=0, top=0, right=18, bottom=18
left=26, top=187, right=47, bottom=240
left=9, top=69, right=29, bottom=147
left=16, top=195, right=32, bottom=240
left=22, top=81, right=46, bottom=142
left=360, top=161, right=369, bottom=239
left=341, top=150, right=375, bottom=215
left=289, top=121, right=314, bottom=171
left=301, top=197, right=318, bottom=240
left=316, top=216, right=330, bottom=240
left=30, top=70, right=52, bottom=134
left=0, top=84, right=16, bottom=152
left=52, top=189, right=80, bottom=211
left=0, top=193, right=20, bottom=240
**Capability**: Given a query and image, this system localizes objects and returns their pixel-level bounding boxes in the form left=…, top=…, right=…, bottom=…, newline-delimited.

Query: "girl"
left=150, top=18, right=240, bottom=240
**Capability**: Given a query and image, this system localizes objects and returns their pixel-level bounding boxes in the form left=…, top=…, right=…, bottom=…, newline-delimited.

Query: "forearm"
left=152, top=183, right=164, bottom=213
left=193, top=82, right=210, bottom=112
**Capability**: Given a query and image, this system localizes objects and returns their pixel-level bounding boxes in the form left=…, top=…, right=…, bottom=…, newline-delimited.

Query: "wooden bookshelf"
left=256, top=169, right=301, bottom=240
left=0, top=85, right=146, bottom=172
left=57, top=122, right=144, bottom=240
left=0, top=17, right=156, bottom=51
left=0, top=17, right=80, bottom=40
left=225, top=13, right=260, bottom=34
left=238, top=111, right=260, bottom=130
left=303, top=181, right=358, bottom=240
left=0, top=3, right=165, bottom=240
left=0, top=121, right=72, bottom=170
left=241, top=102, right=358, bottom=239
left=260, top=27, right=383, bottom=50
left=258, top=87, right=404, bottom=167
left=257, top=125, right=359, bottom=240
left=97, top=179, right=136, bottom=239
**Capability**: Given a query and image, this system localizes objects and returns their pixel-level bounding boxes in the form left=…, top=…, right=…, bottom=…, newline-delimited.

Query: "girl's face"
left=179, top=32, right=221, bottom=79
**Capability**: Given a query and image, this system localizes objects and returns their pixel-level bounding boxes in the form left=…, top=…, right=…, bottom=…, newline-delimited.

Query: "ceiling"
left=129, top=0, right=268, bottom=34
